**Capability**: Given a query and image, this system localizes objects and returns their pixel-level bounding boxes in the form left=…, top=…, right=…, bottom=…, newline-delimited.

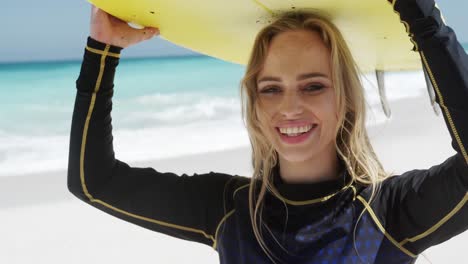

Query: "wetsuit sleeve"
left=67, top=37, right=241, bottom=249
left=376, top=0, right=468, bottom=256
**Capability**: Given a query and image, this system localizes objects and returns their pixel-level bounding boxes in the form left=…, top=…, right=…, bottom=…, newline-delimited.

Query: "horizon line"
left=0, top=53, right=211, bottom=66
left=2, top=42, right=467, bottom=66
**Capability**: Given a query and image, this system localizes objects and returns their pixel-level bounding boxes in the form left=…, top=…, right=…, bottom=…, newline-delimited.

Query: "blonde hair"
left=240, top=10, right=390, bottom=263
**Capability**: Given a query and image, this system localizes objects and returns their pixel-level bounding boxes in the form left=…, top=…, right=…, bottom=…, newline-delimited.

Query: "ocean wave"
left=0, top=117, right=250, bottom=177
left=116, top=93, right=241, bottom=128
left=0, top=133, right=70, bottom=177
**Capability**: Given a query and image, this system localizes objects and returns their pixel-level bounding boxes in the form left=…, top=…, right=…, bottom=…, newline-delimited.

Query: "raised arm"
left=368, top=0, right=468, bottom=257
left=67, top=7, right=245, bottom=248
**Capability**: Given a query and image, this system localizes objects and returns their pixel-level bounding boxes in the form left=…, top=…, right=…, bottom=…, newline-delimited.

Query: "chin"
left=277, top=149, right=317, bottom=163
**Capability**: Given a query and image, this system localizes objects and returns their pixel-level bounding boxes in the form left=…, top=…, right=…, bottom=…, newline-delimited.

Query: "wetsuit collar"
left=270, top=163, right=353, bottom=206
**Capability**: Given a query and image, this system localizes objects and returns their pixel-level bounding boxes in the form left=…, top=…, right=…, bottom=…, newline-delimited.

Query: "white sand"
left=1, top=96, right=466, bottom=264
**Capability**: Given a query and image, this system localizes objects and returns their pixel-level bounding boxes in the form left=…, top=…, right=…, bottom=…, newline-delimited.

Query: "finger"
left=146, top=28, right=160, bottom=39
left=118, top=26, right=158, bottom=46
left=148, top=27, right=160, bottom=35
left=91, top=5, right=105, bottom=18
left=127, top=27, right=158, bottom=40
left=141, top=28, right=155, bottom=40
left=108, top=14, right=129, bottom=26
left=90, top=4, right=98, bottom=21
left=143, top=27, right=159, bottom=36
left=91, top=6, right=112, bottom=26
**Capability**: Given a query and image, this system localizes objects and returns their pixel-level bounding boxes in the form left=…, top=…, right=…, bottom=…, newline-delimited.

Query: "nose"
left=278, top=91, right=304, bottom=118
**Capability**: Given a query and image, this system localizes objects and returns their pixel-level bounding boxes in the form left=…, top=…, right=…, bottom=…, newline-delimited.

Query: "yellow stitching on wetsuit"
left=272, top=176, right=354, bottom=206
left=79, top=45, right=215, bottom=245
left=350, top=185, right=357, bottom=201
left=85, top=46, right=120, bottom=58
left=223, top=176, right=238, bottom=215
left=215, top=176, right=237, bottom=250
left=399, top=192, right=468, bottom=246
left=356, top=195, right=417, bottom=258
left=251, top=0, right=273, bottom=15
left=392, top=0, right=467, bottom=161
left=420, top=51, right=468, bottom=164
left=212, top=209, right=236, bottom=250
left=80, top=44, right=110, bottom=200
left=91, top=198, right=216, bottom=241
left=233, top=182, right=251, bottom=198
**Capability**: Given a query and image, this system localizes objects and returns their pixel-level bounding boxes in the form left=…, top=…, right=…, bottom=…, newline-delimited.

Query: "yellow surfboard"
left=88, top=0, right=422, bottom=72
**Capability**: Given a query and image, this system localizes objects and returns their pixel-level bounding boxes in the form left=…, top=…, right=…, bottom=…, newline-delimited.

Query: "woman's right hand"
left=90, top=5, right=159, bottom=48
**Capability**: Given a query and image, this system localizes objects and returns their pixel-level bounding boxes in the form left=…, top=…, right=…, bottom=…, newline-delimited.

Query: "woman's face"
left=256, top=29, right=338, bottom=163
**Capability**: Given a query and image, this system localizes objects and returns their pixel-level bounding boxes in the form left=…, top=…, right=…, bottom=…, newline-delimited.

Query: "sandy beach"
left=1, top=95, right=466, bottom=264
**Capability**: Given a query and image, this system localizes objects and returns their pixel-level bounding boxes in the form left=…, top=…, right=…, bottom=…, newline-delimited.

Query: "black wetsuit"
left=68, top=1, right=468, bottom=263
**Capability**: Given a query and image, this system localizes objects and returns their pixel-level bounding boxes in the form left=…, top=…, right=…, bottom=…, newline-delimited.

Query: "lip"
left=276, top=124, right=317, bottom=144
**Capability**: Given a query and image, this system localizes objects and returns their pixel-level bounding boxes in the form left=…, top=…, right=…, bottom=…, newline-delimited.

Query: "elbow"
left=67, top=164, right=87, bottom=201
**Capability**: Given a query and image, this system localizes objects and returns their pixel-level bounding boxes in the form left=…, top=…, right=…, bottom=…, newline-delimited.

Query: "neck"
left=278, top=144, right=342, bottom=184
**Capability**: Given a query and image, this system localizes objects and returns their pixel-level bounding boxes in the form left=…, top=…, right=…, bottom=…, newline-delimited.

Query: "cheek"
left=256, top=99, right=275, bottom=117
left=323, top=89, right=338, bottom=118
left=323, top=97, right=340, bottom=136
left=326, top=101, right=338, bottom=123
left=311, top=95, right=339, bottom=129
left=255, top=104, right=278, bottom=141
left=255, top=98, right=275, bottom=122
left=255, top=103, right=271, bottom=130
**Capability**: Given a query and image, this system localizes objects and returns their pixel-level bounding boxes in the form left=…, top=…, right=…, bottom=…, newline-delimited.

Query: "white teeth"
left=279, top=125, right=314, bottom=135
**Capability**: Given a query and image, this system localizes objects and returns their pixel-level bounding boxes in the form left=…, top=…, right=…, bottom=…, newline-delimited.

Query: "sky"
left=0, top=1, right=466, bottom=63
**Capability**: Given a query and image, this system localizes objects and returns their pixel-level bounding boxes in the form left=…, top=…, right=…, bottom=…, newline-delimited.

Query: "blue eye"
left=304, top=84, right=324, bottom=92
left=260, top=86, right=281, bottom=94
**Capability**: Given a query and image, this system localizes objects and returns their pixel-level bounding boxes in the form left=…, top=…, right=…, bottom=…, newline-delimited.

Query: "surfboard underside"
left=89, top=0, right=422, bottom=72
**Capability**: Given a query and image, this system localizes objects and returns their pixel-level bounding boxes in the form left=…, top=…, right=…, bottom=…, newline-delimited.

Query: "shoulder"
left=225, top=174, right=251, bottom=199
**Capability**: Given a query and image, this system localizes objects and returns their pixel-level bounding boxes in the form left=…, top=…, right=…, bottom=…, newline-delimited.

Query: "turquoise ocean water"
left=0, top=56, right=244, bottom=136
left=0, top=56, right=249, bottom=176
left=1, top=44, right=467, bottom=177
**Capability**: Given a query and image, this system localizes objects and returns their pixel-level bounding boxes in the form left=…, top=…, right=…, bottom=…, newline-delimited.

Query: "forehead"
left=259, top=30, right=331, bottom=77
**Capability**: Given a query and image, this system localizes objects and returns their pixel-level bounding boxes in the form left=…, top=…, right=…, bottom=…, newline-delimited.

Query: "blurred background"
left=1, top=1, right=467, bottom=263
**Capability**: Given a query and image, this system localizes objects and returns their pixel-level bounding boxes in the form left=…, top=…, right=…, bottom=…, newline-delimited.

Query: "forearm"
left=378, top=0, right=468, bottom=255
left=390, top=0, right=468, bottom=163
left=66, top=39, right=237, bottom=247
left=67, top=37, right=123, bottom=198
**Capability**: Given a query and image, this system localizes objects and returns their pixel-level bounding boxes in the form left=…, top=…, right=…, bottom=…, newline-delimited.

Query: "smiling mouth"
left=274, top=124, right=318, bottom=144
left=276, top=124, right=318, bottom=137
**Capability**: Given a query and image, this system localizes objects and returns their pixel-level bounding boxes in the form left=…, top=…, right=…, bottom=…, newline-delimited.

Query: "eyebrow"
left=257, top=72, right=329, bottom=83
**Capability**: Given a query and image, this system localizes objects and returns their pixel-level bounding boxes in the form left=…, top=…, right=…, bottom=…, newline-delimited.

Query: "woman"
left=68, top=1, right=468, bottom=263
